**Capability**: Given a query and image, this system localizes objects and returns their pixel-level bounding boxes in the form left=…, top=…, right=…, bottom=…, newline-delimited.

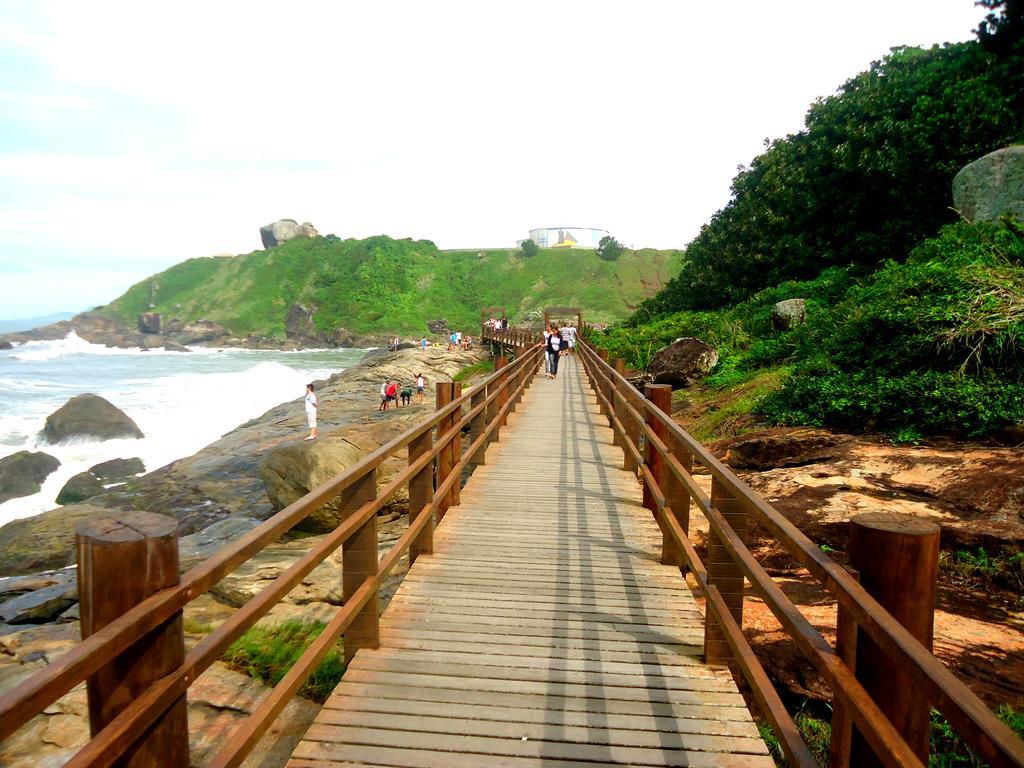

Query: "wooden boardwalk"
left=289, top=356, right=772, bottom=767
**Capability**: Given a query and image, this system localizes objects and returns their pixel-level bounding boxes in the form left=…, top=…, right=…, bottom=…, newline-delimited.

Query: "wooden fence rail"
left=0, top=342, right=543, bottom=768
left=576, top=338, right=1024, bottom=768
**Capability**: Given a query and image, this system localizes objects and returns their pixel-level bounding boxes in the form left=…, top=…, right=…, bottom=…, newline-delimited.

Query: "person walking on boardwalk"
left=546, top=325, right=564, bottom=379
left=543, top=325, right=552, bottom=375
left=304, top=383, right=318, bottom=440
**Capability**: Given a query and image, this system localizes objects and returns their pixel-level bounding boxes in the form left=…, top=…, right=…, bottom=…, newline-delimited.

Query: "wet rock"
left=953, top=146, right=1024, bottom=223
left=259, top=218, right=319, bottom=249
left=178, top=516, right=262, bottom=570
left=41, top=394, right=143, bottom=443
left=259, top=439, right=366, bottom=533
left=770, top=298, right=807, bottom=331
left=55, top=472, right=104, bottom=505
left=724, top=429, right=849, bottom=470
left=648, top=337, right=719, bottom=388
left=162, top=341, right=191, bottom=353
left=0, top=451, right=60, bottom=504
left=137, top=312, right=161, bottom=334
left=88, top=457, right=145, bottom=482
left=0, top=582, right=77, bottom=624
left=0, top=340, right=12, bottom=350
left=0, top=504, right=111, bottom=576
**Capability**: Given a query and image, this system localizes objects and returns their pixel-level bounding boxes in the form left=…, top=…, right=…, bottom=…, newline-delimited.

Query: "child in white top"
left=304, top=384, right=318, bottom=440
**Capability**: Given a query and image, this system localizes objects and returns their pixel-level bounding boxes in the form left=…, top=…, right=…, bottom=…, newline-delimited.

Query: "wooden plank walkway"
left=288, top=356, right=772, bottom=767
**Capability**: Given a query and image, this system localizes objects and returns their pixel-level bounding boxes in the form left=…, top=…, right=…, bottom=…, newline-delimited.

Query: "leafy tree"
left=597, top=235, right=625, bottom=262
left=633, top=38, right=1024, bottom=320
left=976, top=0, right=1024, bottom=54
left=519, top=239, right=539, bottom=258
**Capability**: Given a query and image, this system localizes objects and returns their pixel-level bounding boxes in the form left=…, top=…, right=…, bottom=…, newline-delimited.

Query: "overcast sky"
left=0, top=1, right=986, bottom=319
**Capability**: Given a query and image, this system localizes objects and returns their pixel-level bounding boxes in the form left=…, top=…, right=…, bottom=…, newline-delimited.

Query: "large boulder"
left=770, top=298, right=807, bottom=331
left=0, top=340, right=12, bottom=350
left=41, top=394, right=143, bottom=443
left=648, top=337, right=719, bottom=388
left=259, top=439, right=367, bottom=533
left=137, top=312, right=161, bottom=334
left=0, top=451, right=60, bottom=504
left=427, top=319, right=450, bottom=334
left=0, top=503, right=111, bottom=576
left=953, top=146, right=1024, bottom=223
left=259, top=219, right=319, bottom=249
left=723, top=429, right=849, bottom=470
left=88, top=457, right=145, bottom=482
left=55, top=472, right=105, bottom=505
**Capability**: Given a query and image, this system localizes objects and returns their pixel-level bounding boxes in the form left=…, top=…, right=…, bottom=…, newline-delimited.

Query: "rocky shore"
left=0, top=307, right=402, bottom=352
left=0, top=345, right=486, bottom=766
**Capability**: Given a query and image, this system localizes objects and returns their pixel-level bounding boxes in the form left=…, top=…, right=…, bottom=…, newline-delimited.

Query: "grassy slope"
left=100, top=237, right=683, bottom=338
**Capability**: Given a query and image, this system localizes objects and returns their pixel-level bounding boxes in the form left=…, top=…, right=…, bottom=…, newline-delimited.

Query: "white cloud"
left=0, top=0, right=987, bottom=316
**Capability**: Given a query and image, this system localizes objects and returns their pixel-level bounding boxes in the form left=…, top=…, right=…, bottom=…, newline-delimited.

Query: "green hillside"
left=98, top=236, right=682, bottom=338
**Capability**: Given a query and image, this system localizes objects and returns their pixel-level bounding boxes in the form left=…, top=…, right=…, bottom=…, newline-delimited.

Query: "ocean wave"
left=12, top=332, right=163, bottom=361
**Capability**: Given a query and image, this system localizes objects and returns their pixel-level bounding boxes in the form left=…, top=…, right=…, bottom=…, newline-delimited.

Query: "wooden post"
left=77, top=511, right=189, bottom=768
left=408, top=427, right=433, bottom=563
left=643, top=386, right=671, bottom=519
left=341, top=468, right=378, bottom=665
left=704, top=477, right=748, bottom=665
left=495, top=356, right=509, bottom=427
left=470, top=384, right=487, bottom=466
left=610, top=359, right=627, bottom=449
left=435, top=383, right=457, bottom=519
left=645, top=387, right=689, bottom=568
left=847, top=513, right=939, bottom=768
left=450, top=382, right=462, bottom=508
left=829, top=569, right=860, bottom=768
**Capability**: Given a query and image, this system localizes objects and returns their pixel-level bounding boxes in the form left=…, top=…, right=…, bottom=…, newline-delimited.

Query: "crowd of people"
left=301, top=315, right=578, bottom=439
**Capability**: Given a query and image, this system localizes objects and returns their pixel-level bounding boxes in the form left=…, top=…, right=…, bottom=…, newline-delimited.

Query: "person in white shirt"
left=543, top=325, right=552, bottom=374
left=304, top=384, right=318, bottom=440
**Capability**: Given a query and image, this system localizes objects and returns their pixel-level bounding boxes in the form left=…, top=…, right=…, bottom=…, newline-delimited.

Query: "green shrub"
left=221, top=620, right=345, bottom=703
left=519, top=239, right=539, bottom=258
left=597, top=235, right=625, bottom=262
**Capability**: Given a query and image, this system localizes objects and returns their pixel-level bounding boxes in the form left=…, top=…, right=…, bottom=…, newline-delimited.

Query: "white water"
left=0, top=334, right=367, bottom=525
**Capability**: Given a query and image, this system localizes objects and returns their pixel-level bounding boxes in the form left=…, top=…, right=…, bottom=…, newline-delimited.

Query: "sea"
left=0, top=333, right=368, bottom=526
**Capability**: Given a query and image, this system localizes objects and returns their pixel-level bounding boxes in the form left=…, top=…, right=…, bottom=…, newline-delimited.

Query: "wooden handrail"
left=576, top=338, right=1024, bottom=768
left=0, top=343, right=544, bottom=767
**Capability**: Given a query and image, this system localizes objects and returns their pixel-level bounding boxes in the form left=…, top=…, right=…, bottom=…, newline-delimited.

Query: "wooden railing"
left=577, top=339, right=1024, bottom=768
left=480, top=325, right=537, bottom=350
left=0, top=344, right=544, bottom=768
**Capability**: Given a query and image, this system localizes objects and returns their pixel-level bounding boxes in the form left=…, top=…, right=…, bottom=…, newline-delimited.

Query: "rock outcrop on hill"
left=770, top=298, right=807, bottom=331
left=41, top=394, right=144, bottom=443
left=953, top=145, right=1024, bottom=223
left=259, top=219, right=320, bottom=249
left=0, top=452, right=60, bottom=504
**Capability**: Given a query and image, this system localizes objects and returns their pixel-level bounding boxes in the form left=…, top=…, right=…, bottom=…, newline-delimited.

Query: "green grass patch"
left=220, top=619, right=345, bottom=703
left=453, top=360, right=494, bottom=383
left=183, top=619, right=214, bottom=635
left=682, top=367, right=787, bottom=442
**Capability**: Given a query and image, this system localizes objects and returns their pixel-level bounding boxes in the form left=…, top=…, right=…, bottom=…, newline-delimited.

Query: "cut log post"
left=704, top=477, right=748, bottom=666
left=77, top=511, right=189, bottom=768
left=847, top=512, right=940, bottom=768
left=341, top=468, right=378, bottom=665
left=408, top=426, right=434, bottom=563
left=643, top=385, right=671, bottom=520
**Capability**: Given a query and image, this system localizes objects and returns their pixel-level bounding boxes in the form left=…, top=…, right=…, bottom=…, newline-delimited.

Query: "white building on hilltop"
left=527, top=227, right=609, bottom=249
